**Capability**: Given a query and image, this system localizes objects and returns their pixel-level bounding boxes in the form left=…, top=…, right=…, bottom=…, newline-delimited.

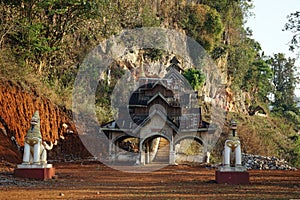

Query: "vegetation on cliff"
left=0, top=0, right=299, bottom=166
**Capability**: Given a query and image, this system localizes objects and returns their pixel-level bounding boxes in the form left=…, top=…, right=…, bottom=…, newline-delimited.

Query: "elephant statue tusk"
left=43, top=140, right=58, bottom=151
left=42, top=141, right=53, bottom=150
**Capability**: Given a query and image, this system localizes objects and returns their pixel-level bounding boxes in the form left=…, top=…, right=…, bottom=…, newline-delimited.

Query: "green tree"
left=183, top=68, right=206, bottom=91
left=227, top=30, right=258, bottom=90
left=284, top=11, right=300, bottom=55
left=4, top=0, right=99, bottom=71
left=177, top=3, right=223, bottom=51
left=243, top=54, right=273, bottom=104
left=269, top=53, right=299, bottom=113
left=199, top=0, right=254, bottom=48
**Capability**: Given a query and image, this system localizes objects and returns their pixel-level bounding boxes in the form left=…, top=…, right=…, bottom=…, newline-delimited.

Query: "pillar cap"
left=230, top=119, right=237, bottom=130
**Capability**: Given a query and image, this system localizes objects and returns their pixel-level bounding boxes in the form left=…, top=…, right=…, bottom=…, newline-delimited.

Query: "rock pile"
left=242, top=153, right=297, bottom=170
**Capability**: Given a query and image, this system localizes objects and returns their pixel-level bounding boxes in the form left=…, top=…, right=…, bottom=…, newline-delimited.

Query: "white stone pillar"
left=140, top=141, right=145, bottom=165
left=33, top=139, right=41, bottom=164
left=140, top=151, right=145, bottom=165
left=108, top=137, right=113, bottom=161
left=206, top=151, right=211, bottom=163
left=235, top=144, right=242, bottom=166
left=224, top=141, right=231, bottom=166
left=40, top=148, right=47, bottom=164
left=22, top=142, right=30, bottom=164
left=146, top=144, right=150, bottom=164
left=169, top=150, right=175, bottom=165
left=169, top=136, right=175, bottom=165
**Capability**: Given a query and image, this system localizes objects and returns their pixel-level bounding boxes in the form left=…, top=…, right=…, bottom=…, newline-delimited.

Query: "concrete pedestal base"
left=14, top=164, right=55, bottom=180
left=215, top=170, right=249, bottom=184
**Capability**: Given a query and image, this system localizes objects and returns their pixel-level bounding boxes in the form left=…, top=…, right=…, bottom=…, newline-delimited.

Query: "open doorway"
left=142, top=135, right=170, bottom=164
left=112, top=136, right=139, bottom=163
left=175, top=137, right=204, bottom=164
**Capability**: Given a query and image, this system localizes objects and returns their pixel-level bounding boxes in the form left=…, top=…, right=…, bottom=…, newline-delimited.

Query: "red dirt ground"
left=0, top=161, right=299, bottom=200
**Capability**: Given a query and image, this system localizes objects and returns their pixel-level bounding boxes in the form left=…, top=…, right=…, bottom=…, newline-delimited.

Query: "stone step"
left=153, top=138, right=170, bottom=162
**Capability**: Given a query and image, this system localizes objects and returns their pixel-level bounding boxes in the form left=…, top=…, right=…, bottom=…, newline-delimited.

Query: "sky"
left=245, top=0, right=300, bottom=96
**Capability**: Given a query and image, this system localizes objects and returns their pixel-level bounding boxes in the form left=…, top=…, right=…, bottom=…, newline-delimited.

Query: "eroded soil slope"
left=0, top=78, right=90, bottom=163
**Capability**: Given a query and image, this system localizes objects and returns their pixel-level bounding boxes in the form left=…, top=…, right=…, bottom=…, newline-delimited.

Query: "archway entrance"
left=142, top=135, right=170, bottom=165
left=175, top=137, right=204, bottom=164
left=112, top=136, right=139, bottom=163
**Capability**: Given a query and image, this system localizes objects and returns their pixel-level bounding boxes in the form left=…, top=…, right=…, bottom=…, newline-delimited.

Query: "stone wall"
left=175, top=154, right=204, bottom=164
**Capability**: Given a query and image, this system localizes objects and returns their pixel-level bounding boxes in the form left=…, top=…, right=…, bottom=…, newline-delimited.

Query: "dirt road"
left=0, top=161, right=299, bottom=200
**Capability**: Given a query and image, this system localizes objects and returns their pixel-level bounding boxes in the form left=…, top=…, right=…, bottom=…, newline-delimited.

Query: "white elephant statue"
left=221, top=119, right=246, bottom=172
left=22, top=111, right=56, bottom=165
left=223, top=139, right=242, bottom=167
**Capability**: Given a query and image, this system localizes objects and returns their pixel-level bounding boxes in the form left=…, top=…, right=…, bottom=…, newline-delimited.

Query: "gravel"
left=242, top=153, right=298, bottom=170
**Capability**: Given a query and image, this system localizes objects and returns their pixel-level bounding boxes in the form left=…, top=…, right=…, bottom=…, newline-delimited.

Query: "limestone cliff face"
left=214, top=52, right=250, bottom=114
left=109, top=31, right=249, bottom=115
left=0, top=78, right=90, bottom=162
left=116, top=53, right=249, bottom=116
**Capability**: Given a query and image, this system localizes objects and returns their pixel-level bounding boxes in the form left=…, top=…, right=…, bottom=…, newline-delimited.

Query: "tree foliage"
left=243, top=53, right=273, bottom=103
left=269, top=53, right=299, bottom=113
left=227, top=30, right=262, bottom=90
left=284, top=11, right=300, bottom=55
left=183, top=68, right=206, bottom=91
left=177, top=3, right=223, bottom=51
left=3, top=0, right=99, bottom=66
left=1, top=0, right=300, bottom=166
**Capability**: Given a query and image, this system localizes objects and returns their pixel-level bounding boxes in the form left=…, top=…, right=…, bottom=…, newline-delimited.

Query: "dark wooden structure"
left=101, top=57, right=216, bottom=165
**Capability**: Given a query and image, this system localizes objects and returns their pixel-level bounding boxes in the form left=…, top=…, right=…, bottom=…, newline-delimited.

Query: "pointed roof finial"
left=33, top=110, right=40, bottom=120
left=166, top=56, right=184, bottom=73
left=170, top=56, right=180, bottom=65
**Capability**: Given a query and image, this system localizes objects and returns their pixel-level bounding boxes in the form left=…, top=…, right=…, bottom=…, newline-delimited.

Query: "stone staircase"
left=153, top=138, right=169, bottom=163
